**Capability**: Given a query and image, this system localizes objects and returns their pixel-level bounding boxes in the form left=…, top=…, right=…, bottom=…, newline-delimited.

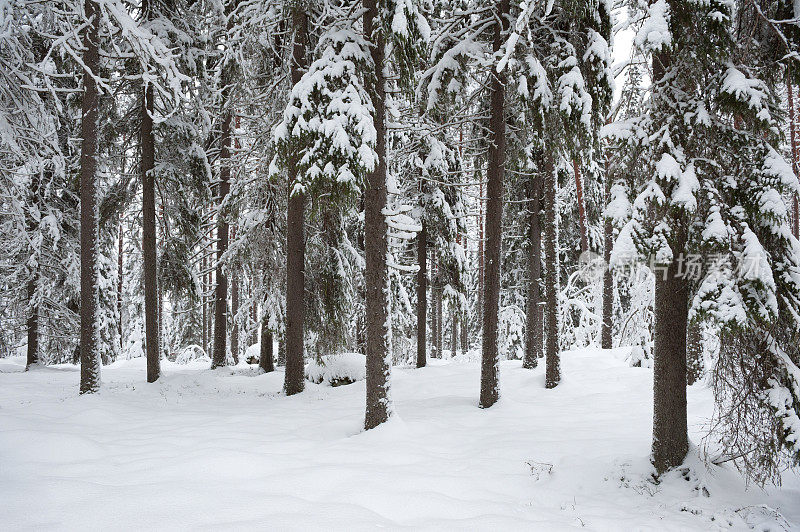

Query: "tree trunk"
left=788, top=77, right=799, bottom=239
left=211, top=108, right=232, bottom=368
left=524, top=171, right=542, bottom=369
left=435, top=282, right=443, bottom=358
left=278, top=337, right=286, bottom=366
left=450, top=308, right=458, bottom=358
left=430, top=270, right=438, bottom=357
left=259, top=318, right=274, bottom=373
left=26, top=277, right=39, bottom=368
left=363, top=0, right=391, bottom=429
left=460, top=309, right=468, bottom=354
left=117, top=220, right=123, bottom=350
left=416, top=222, right=427, bottom=368
left=477, top=174, right=484, bottom=331
left=79, top=0, right=101, bottom=394
left=652, top=254, right=690, bottom=474
left=686, top=319, right=703, bottom=385
left=284, top=9, right=308, bottom=395
left=573, top=159, right=588, bottom=254
left=479, top=0, right=509, bottom=408
left=543, top=151, right=560, bottom=388
left=202, top=252, right=208, bottom=355
left=601, top=162, right=614, bottom=349
left=231, top=269, right=239, bottom=364
left=141, top=32, right=160, bottom=381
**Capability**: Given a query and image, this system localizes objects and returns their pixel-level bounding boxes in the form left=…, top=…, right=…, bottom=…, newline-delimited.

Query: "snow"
left=1, top=349, right=798, bottom=529
left=305, top=352, right=366, bottom=386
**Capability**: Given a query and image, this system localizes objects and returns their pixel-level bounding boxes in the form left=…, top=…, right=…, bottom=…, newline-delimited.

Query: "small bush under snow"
left=305, top=353, right=366, bottom=387
left=175, top=345, right=209, bottom=365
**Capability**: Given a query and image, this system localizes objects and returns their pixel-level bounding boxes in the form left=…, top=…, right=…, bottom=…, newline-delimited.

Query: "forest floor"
left=1, top=348, right=798, bottom=530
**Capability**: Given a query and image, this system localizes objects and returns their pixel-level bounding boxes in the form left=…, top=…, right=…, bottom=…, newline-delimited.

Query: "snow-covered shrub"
left=174, top=345, right=209, bottom=365
left=305, top=353, right=366, bottom=387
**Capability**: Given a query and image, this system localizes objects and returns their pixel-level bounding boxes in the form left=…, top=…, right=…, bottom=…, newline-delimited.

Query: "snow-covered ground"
left=1, top=348, right=798, bottom=530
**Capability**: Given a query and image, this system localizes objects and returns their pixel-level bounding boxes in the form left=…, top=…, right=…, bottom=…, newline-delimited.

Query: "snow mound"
left=306, top=353, right=366, bottom=386
left=174, top=345, right=209, bottom=365
left=245, top=342, right=260, bottom=364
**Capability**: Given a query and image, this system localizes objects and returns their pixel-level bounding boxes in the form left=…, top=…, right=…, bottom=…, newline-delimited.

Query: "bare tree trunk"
left=460, top=309, right=468, bottom=353
left=543, top=152, right=560, bottom=388
left=278, top=337, right=286, bottom=366
left=79, top=0, right=101, bottom=393
left=416, top=222, right=427, bottom=368
left=211, top=108, right=232, bottom=368
left=573, top=159, right=588, bottom=254
left=26, top=277, right=39, bottom=368
left=524, top=172, right=542, bottom=369
left=788, top=77, right=799, bottom=238
left=686, top=319, right=703, bottom=385
left=117, top=220, right=123, bottom=350
left=435, top=282, right=443, bottom=358
left=652, top=254, right=690, bottom=474
left=450, top=309, right=458, bottom=357
left=477, top=175, right=484, bottom=330
left=601, top=162, right=613, bottom=349
left=26, top=174, right=40, bottom=369
left=259, top=316, right=274, bottom=373
left=141, top=15, right=160, bottom=380
left=479, top=0, right=509, bottom=408
left=284, top=9, right=308, bottom=395
left=363, top=0, right=391, bottom=429
left=202, top=252, right=207, bottom=355
left=231, top=269, right=239, bottom=364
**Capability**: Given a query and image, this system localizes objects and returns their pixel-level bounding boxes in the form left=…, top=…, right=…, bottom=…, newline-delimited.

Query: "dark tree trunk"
left=259, top=318, right=274, bottom=373
left=117, top=221, right=123, bottom=350
left=601, top=163, right=614, bottom=350
left=231, top=268, right=239, bottom=364
left=523, top=172, right=542, bottom=369
left=211, top=111, right=232, bottom=368
left=278, top=337, right=286, bottom=366
left=652, top=255, right=690, bottom=474
left=284, top=9, right=308, bottom=395
left=363, top=0, right=391, bottom=429
left=79, top=0, right=101, bottom=393
left=573, top=159, right=588, bottom=254
left=450, top=309, right=458, bottom=358
left=788, top=77, right=799, bottom=238
left=416, top=222, right=427, bottom=368
left=477, top=175, right=484, bottom=329
left=460, top=309, right=468, bottom=354
left=26, top=277, right=39, bottom=368
left=480, top=0, right=509, bottom=408
left=141, top=16, right=160, bottom=381
left=686, top=319, right=703, bottom=385
left=543, top=151, right=560, bottom=388
left=435, top=282, right=443, bottom=358
left=430, top=271, right=438, bottom=357
left=202, top=252, right=208, bottom=355
left=26, top=174, right=40, bottom=369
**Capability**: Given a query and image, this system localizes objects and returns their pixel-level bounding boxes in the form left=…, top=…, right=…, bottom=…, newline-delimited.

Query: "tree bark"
left=652, top=254, right=690, bottom=474
left=363, top=0, right=391, bottom=429
left=788, top=77, right=799, bottom=238
left=284, top=9, right=308, bottom=395
left=524, top=171, right=542, bottom=369
left=543, top=151, right=560, bottom=388
left=211, top=105, right=232, bottom=367
left=202, top=251, right=208, bottom=355
left=480, top=0, right=509, bottom=408
left=435, top=282, right=443, bottom=358
left=259, top=317, right=274, bottom=373
left=450, top=308, right=458, bottom=358
left=231, top=269, right=239, bottom=364
left=26, top=277, right=39, bottom=368
left=460, top=309, right=468, bottom=354
left=117, top=220, right=123, bottom=350
left=573, top=159, right=588, bottom=254
left=141, top=4, right=160, bottom=380
left=416, top=222, right=427, bottom=368
left=79, top=0, right=101, bottom=393
left=601, top=162, right=614, bottom=349
left=686, top=318, right=703, bottom=385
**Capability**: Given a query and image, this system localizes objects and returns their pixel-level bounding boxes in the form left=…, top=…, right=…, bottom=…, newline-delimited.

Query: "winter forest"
left=2, top=0, right=800, bottom=528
